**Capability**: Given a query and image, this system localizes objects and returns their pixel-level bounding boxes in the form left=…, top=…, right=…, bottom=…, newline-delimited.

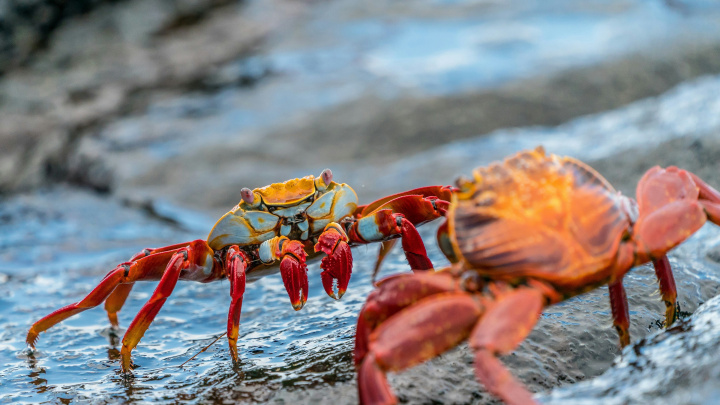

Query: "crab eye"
left=321, top=169, right=333, bottom=186
left=240, top=188, right=255, bottom=205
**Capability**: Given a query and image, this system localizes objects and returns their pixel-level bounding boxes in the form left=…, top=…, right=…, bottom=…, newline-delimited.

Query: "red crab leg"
left=26, top=246, right=192, bottom=348
left=119, top=240, right=220, bottom=373
left=105, top=242, right=203, bottom=327
left=608, top=280, right=630, bottom=347
left=120, top=249, right=189, bottom=372
left=356, top=186, right=455, bottom=218
left=225, top=246, right=249, bottom=365
left=630, top=167, right=720, bottom=329
left=633, top=167, right=707, bottom=263
left=105, top=284, right=134, bottom=328
left=652, top=255, right=678, bottom=326
left=26, top=240, right=222, bottom=370
left=314, top=223, right=353, bottom=299
left=354, top=271, right=460, bottom=366
left=352, top=186, right=455, bottom=276
left=358, top=293, right=483, bottom=405
left=349, top=199, right=442, bottom=273
left=469, top=286, right=546, bottom=405
left=370, top=240, right=396, bottom=285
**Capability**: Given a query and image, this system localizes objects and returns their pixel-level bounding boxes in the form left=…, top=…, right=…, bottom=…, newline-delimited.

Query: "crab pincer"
left=315, top=223, right=353, bottom=299
left=277, top=238, right=309, bottom=310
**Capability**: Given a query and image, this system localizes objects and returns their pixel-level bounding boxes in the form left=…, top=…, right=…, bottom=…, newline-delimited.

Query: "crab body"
left=27, top=169, right=455, bottom=373
left=448, top=151, right=635, bottom=293
left=355, top=147, right=720, bottom=405
left=208, top=175, right=358, bottom=249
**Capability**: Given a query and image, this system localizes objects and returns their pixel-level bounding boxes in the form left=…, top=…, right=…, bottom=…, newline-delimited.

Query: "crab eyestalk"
left=239, top=187, right=263, bottom=209
left=315, top=168, right=333, bottom=191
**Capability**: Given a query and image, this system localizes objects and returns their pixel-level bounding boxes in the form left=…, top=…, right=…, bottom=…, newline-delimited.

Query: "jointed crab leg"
left=226, top=246, right=249, bottom=364
left=105, top=284, right=134, bottom=328
left=354, top=271, right=460, bottom=366
left=652, top=255, right=677, bottom=326
left=104, top=242, right=202, bottom=327
left=26, top=266, right=128, bottom=348
left=120, top=248, right=191, bottom=372
left=350, top=191, right=451, bottom=275
left=359, top=293, right=483, bottom=405
left=608, top=280, right=630, bottom=347
left=27, top=240, right=224, bottom=372
left=26, top=247, right=192, bottom=347
left=470, top=287, right=545, bottom=405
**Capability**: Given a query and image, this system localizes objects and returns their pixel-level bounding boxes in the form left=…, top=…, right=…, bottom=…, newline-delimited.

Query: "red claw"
left=315, top=224, right=353, bottom=300
left=279, top=240, right=308, bottom=310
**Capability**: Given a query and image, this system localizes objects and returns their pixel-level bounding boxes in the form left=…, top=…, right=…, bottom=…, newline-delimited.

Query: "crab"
left=354, top=147, right=720, bottom=405
left=26, top=169, right=455, bottom=373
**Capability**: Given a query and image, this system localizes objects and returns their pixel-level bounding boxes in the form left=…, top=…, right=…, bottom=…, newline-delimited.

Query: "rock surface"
left=541, top=293, right=720, bottom=405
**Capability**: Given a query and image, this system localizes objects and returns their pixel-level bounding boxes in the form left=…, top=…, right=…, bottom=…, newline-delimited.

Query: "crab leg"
left=358, top=293, right=483, bottom=405
left=225, top=246, right=249, bottom=364
left=354, top=271, right=460, bottom=366
left=105, top=284, right=134, bottom=328
left=355, top=186, right=455, bottom=217
left=314, top=223, right=353, bottom=299
left=119, top=240, right=221, bottom=373
left=26, top=240, right=221, bottom=368
left=608, top=280, right=630, bottom=347
left=469, top=287, right=545, bottom=405
left=104, top=242, right=203, bottom=327
left=25, top=247, right=187, bottom=347
left=349, top=195, right=447, bottom=275
left=652, top=255, right=678, bottom=326
left=352, top=187, right=454, bottom=277
left=26, top=266, right=128, bottom=348
left=120, top=249, right=189, bottom=372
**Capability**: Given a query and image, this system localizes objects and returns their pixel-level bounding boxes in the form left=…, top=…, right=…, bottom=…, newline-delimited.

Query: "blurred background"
left=2, top=0, right=720, bottom=403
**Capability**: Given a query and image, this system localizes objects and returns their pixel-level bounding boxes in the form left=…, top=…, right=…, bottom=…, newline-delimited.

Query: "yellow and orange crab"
left=26, top=169, right=454, bottom=373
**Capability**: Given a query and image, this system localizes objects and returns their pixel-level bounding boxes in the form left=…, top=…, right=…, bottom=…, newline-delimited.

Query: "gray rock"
left=541, top=293, right=720, bottom=405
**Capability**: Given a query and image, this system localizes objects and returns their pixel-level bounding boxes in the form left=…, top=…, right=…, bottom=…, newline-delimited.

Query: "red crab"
left=26, top=169, right=454, bottom=373
left=354, top=147, right=720, bottom=405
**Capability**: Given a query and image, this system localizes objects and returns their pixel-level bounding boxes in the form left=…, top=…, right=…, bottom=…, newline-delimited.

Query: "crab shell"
left=207, top=175, right=358, bottom=250
left=447, top=146, right=635, bottom=293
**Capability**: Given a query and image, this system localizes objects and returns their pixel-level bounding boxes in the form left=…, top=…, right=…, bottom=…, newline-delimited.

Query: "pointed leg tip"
left=26, top=330, right=39, bottom=349
left=337, top=289, right=346, bottom=299
left=120, top=364, right=134, bottom=375
left=108, top=312, right=120, bottom=329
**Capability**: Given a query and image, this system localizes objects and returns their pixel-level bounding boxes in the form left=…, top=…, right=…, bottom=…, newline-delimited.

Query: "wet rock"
left=0, top=0, right=119, bottom=74
left=0, top=0, right=270, bottom=194
left=540, top=293, right=720, bottom=405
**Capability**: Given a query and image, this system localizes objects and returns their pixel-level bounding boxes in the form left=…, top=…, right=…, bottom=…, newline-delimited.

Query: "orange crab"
left=26, top=169, right=454, bottom=373
left=354, top=147, right=720, bottom=405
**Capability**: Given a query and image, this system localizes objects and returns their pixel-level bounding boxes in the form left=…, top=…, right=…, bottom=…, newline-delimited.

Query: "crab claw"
left=279, top=239, right=309, bottom=310
left=315, top=223, right=353, bottom=299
